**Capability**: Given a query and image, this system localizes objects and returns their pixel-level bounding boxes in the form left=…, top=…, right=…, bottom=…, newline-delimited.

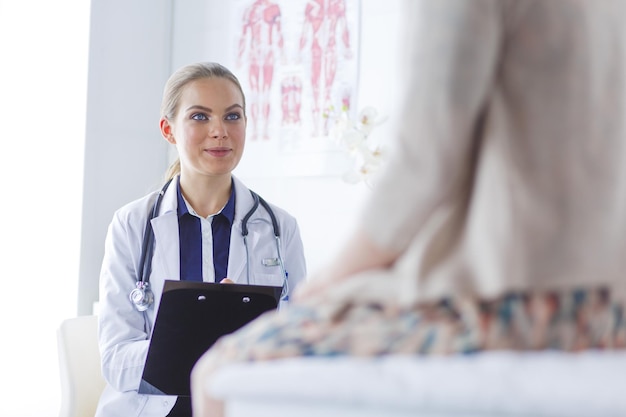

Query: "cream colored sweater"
left=360, top=0, right=626, bottom=304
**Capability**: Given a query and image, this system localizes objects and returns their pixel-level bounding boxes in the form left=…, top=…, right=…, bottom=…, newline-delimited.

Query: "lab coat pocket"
left=251, top=272, right=284, bottom=288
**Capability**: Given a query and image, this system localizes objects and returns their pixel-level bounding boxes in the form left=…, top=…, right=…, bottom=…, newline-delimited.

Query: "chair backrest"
left=57, top=315, right=106, bottom=417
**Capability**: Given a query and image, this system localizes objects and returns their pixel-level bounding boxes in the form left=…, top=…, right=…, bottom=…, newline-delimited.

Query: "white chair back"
left=57, top=315, right=105, bottom=417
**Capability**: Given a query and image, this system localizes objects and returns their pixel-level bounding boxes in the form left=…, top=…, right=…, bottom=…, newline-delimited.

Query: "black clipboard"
left=138, top=279, right=280, bottom=396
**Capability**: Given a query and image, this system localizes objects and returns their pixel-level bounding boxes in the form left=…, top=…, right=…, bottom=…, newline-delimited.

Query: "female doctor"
left=95, top=62, right=307, bottom=417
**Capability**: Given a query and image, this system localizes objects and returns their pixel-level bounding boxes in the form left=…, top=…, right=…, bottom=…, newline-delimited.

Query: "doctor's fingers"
left=220, top=278, right=235, bottom=284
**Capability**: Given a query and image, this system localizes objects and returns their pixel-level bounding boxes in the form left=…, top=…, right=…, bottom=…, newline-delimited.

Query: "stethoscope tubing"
left=138, top=178, right=173, bottom=286
left=133, top=178, right=287, bottom=311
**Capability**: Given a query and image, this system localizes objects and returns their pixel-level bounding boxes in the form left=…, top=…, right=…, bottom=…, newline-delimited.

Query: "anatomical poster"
left=230, top=0, right=360, bottom=152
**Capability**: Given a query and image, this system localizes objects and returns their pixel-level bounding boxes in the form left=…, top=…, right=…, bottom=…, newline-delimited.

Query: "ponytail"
left=164, top=158, right=181, bottom=182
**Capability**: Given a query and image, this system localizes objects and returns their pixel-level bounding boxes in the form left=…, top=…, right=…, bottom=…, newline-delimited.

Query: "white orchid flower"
left=328, top=105, right=387, bottom=187
left=357, top=106, right=386, bottom=135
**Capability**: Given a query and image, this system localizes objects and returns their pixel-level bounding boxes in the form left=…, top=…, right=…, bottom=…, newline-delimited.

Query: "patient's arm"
left=294, top=228, right=400, bottom=302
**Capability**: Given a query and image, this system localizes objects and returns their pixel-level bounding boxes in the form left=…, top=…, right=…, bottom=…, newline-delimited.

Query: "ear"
left=160, top=117, right=176, bottom=144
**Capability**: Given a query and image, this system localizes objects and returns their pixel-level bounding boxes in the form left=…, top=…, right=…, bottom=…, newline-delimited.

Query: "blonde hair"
left=161, top=62, right=246, bottom=181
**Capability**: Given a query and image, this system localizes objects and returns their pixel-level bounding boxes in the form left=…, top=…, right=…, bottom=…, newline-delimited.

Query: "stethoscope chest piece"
left=130, top=281, right=154, bottom=312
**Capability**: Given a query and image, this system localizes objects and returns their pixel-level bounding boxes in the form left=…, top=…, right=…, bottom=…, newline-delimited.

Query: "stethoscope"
left=129, top=177, right=288, bottom=312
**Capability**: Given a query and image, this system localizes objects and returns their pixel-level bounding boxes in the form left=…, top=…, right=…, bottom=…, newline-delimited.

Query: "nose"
left=208, top=119, right=227, bottom=139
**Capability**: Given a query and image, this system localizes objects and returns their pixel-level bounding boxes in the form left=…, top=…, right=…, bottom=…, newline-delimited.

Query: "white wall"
left=0, top=1, right=90, bottom=415
left=79, top=0, right=175, bottom=314
left=80, top=0, right=404, bottom=312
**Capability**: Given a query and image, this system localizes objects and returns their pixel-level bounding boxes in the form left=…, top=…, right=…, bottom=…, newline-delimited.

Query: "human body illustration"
left=238, top=0, right=285, bottom=140
left=299, top=0, right=352, bottom=136
left=280, top=75, right=302, bottom=126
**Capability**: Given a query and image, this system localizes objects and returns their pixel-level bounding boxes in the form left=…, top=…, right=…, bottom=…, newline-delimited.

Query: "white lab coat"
left=95, top=175, right=306, bottom=417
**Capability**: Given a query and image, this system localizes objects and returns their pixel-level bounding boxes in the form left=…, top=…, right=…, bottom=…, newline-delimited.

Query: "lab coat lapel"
left=151, top=212, right=179, bottom=281
left=228, top=176, right=256, bottom=283
left=150, top=179, right=180, bottom=281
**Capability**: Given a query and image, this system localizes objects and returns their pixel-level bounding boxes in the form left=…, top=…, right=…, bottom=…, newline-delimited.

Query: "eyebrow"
left=185, top=104, right=244, bottom=113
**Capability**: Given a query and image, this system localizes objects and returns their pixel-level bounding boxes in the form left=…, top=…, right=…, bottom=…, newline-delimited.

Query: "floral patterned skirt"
left=203, top=288, right=626, bottom=367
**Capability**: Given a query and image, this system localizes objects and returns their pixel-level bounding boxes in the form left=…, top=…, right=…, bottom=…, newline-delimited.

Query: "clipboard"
left=138, top=279, right=280, bottom=396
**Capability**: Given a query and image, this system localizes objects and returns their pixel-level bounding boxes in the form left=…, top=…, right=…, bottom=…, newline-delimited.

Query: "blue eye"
left=225, top=113, right=242, bottom=121
left=191, top=113, right=208, bottom=121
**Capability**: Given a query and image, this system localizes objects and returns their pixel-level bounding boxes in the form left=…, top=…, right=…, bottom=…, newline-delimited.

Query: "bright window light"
left=0, top=1, right=90, bottom=416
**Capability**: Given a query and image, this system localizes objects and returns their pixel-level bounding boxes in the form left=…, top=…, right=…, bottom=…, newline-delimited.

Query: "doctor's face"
left=162, top=77, right=247, bottom=179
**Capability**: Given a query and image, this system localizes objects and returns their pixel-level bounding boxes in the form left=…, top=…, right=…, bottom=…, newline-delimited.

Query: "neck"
left=179, top=174, right=232, bottom=218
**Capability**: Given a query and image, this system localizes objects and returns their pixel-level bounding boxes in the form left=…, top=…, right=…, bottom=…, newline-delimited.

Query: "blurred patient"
left=192, top=1, right=626, bottom=415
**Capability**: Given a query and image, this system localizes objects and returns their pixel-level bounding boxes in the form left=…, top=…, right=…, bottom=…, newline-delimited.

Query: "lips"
left=205, top=147, right=231, bottom=157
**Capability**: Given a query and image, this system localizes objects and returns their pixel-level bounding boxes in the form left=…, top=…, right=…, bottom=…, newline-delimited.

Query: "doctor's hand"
left=220, top=278, right=235, bottom=284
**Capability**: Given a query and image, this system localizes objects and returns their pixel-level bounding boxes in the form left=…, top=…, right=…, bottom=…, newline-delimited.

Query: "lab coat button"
left=163, top=400, right=169, bottom=407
